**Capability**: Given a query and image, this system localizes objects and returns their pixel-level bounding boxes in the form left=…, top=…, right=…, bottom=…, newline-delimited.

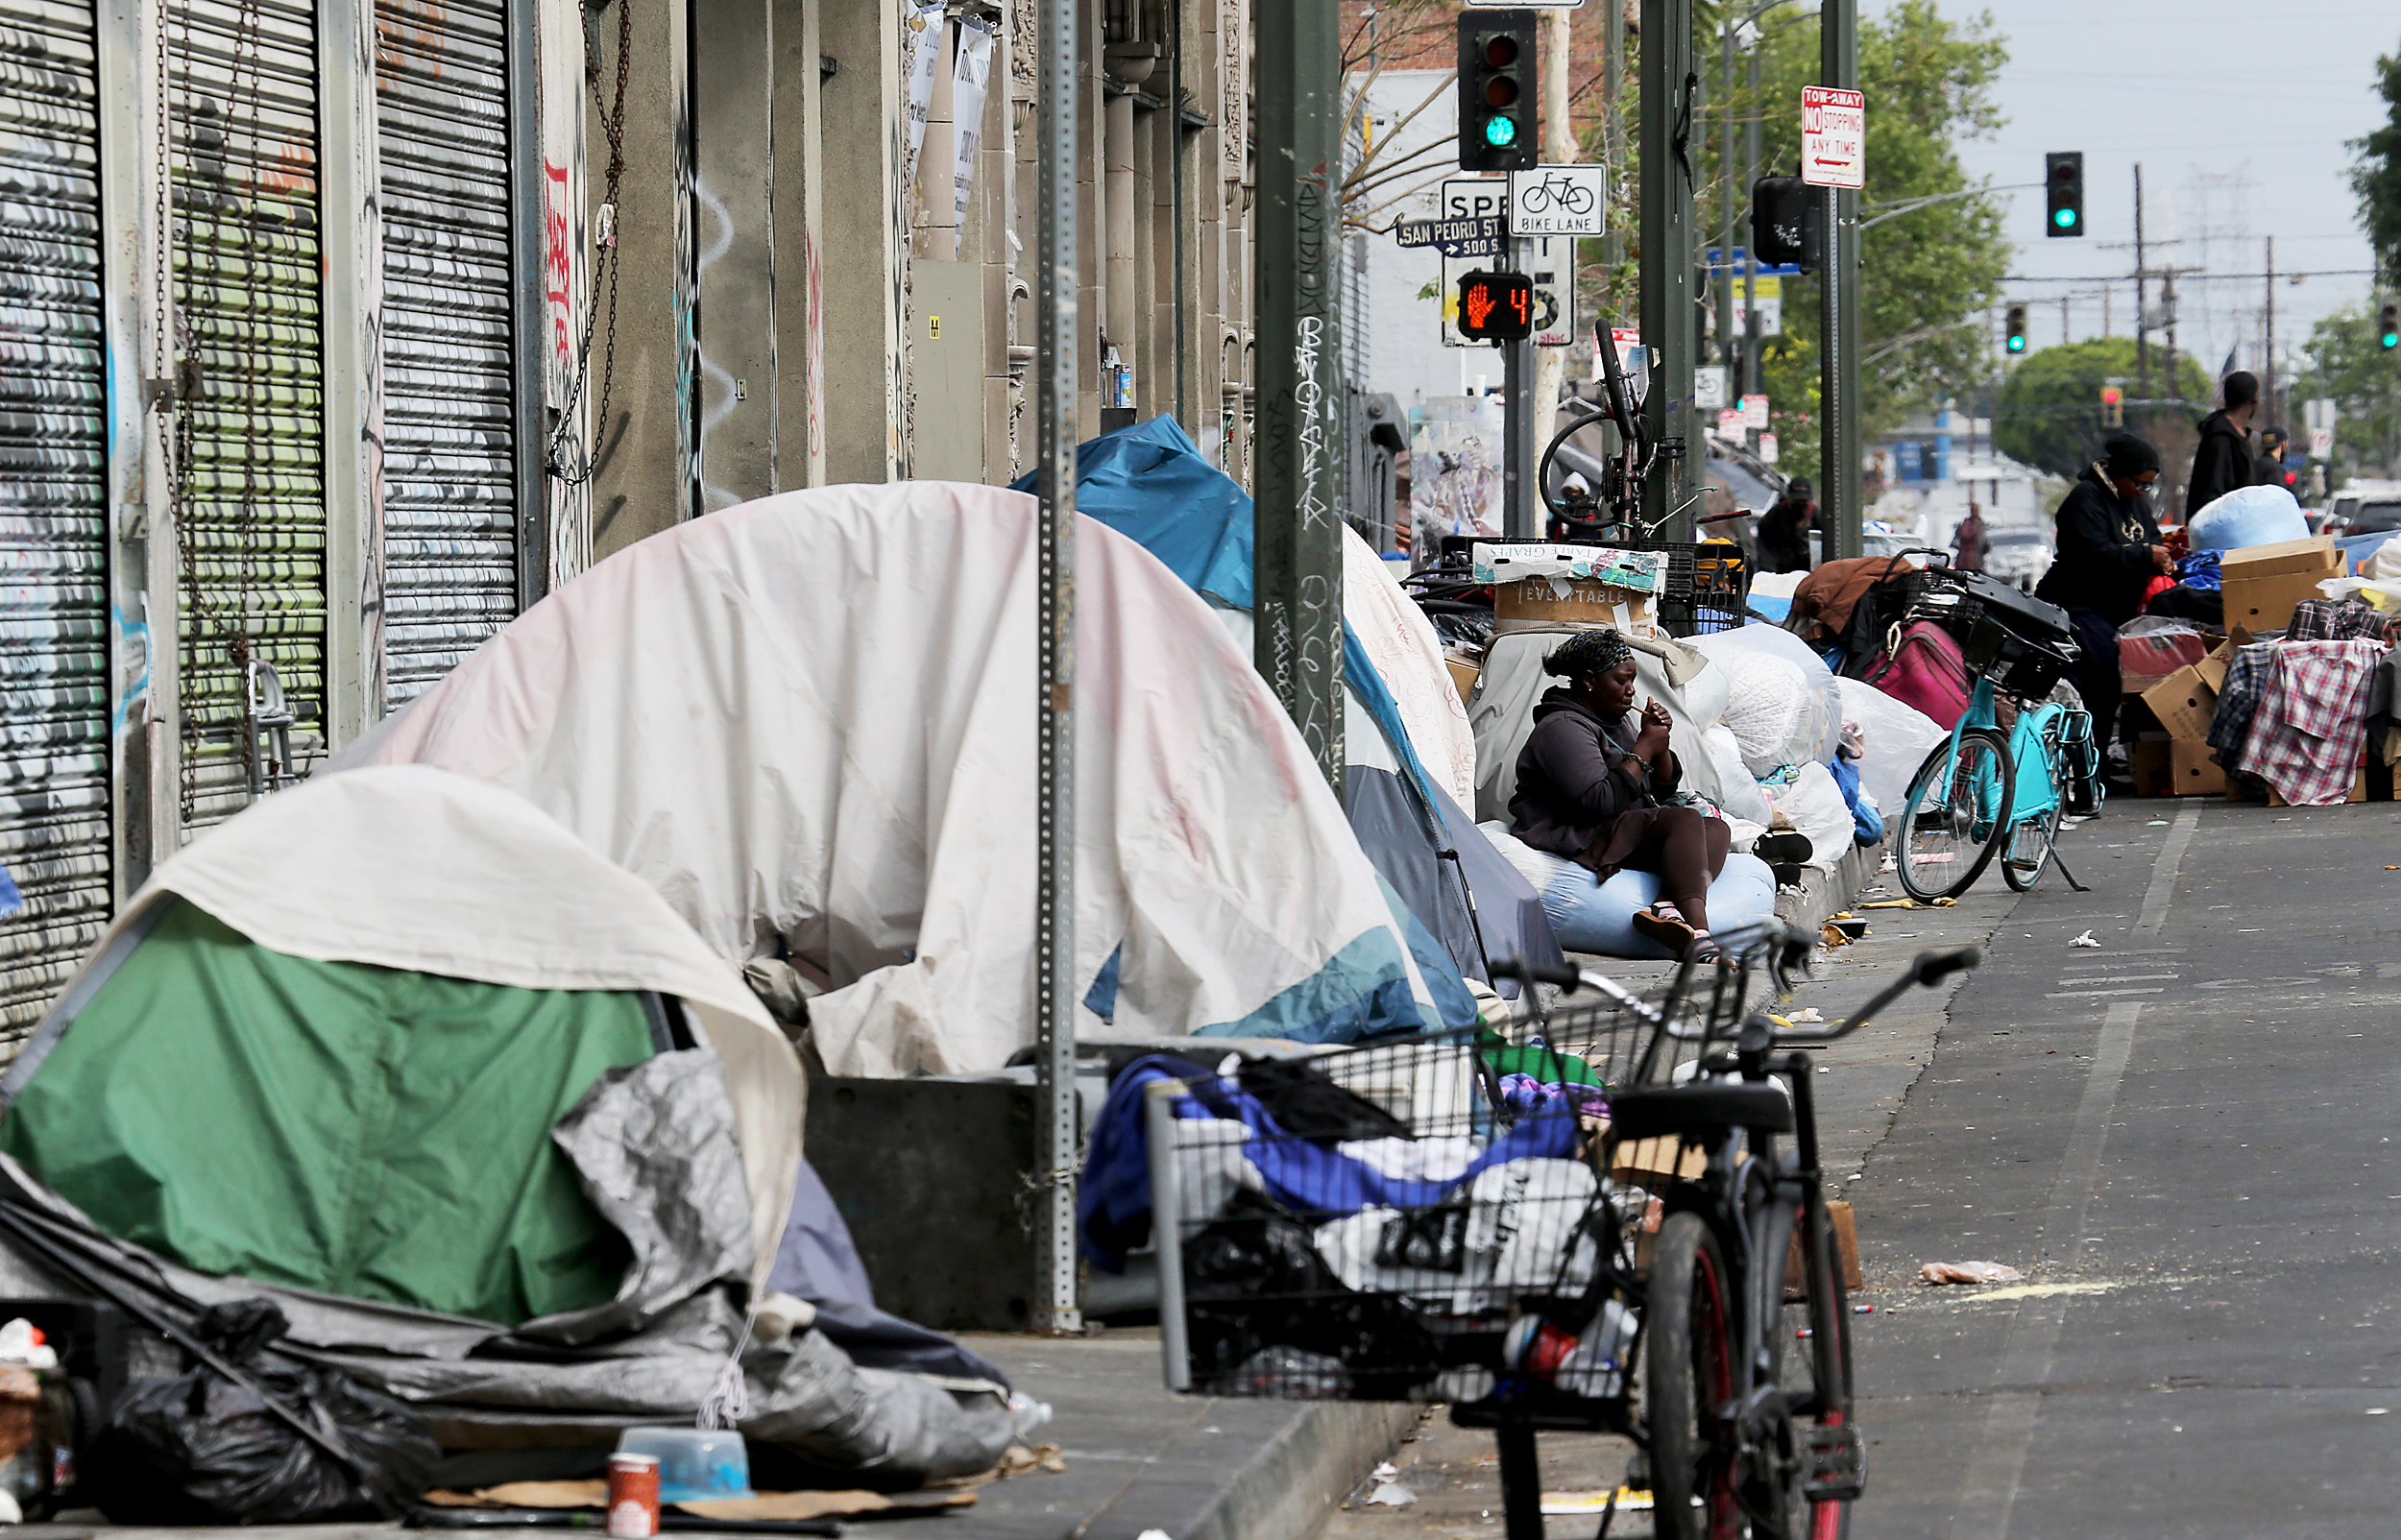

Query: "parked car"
left=1981, top=526, right=2053, bottom=590
left=2324, top=496, right=2401, bottom=538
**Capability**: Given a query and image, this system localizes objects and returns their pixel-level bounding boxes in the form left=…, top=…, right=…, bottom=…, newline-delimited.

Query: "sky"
left=1893, top=0, right=2396, bottom=395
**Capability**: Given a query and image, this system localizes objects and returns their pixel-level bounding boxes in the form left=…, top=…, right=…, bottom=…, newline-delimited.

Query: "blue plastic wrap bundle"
left=2187, top=485, right=2309, bottom=554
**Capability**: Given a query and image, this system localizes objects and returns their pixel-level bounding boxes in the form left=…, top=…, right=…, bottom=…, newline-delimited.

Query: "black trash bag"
left=85, top=1298, right=440, bottom=1524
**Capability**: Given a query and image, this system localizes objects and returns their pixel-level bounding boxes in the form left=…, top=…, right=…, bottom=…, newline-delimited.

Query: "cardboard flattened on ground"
left=424, top=1481, right=979, bottom=1519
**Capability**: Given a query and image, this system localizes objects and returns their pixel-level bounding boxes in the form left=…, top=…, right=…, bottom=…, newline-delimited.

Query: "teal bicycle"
left=1896, top=673, right=2101, bottom=902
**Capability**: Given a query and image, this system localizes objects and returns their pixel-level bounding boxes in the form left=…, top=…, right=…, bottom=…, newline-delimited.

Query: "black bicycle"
left=1596, top=923, right=1977, bottom=1539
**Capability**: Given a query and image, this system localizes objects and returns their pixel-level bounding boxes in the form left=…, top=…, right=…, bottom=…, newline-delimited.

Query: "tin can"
left=605, top=1452, right=661, bottom=1538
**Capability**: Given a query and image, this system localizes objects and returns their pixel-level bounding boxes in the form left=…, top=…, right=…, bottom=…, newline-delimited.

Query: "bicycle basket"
left=1147, top=981, right=1705, bottom=1421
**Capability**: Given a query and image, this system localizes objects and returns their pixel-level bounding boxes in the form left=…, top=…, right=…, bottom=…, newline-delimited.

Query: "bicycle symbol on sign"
left=1514, top=172, right=1597, bottom=219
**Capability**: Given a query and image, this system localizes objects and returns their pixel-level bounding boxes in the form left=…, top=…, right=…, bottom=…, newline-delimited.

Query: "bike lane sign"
left=1507, top=164, right=1609, bottom=236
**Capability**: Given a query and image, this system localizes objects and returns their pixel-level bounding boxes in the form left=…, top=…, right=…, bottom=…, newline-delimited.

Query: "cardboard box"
left=2268, top=768, right=2366, bottom=806
left=1783, top=1199, right=1865, bottom=1297
left=2170, top=738, right=2223, bottom=796
left=2127, top=736, right=2172, bottom=797
left=1443, top=658, right=1479, bottom=708
left=2195, top=638, right=2235, bottom=693
left=1492, top=576, right=1660, bottom=631
left=1612, top=1135, right=1709, bottom=1187
left=2220, top=534, right=2340, bottom=583
left=2222, top=569, right=2331, bottom=633
left=2139, top=666, right=2218, bottom=742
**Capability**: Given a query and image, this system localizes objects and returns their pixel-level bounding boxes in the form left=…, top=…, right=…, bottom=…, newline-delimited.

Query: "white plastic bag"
left=1831, top=678, right=1947, bottom=820
left=1689, top=626, right=1836, bottom=775
left=1702, top=725, right=1774, bottom=824
left=2189, top=484, right=2308, bottom=553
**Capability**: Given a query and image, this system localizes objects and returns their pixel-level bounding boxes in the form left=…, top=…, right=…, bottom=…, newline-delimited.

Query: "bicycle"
left=1515, top=171, right=1597, bottom=218
left=1602, top=924, right=1978, bottom=1540
left=1895, top=672, right=2099, bottom=902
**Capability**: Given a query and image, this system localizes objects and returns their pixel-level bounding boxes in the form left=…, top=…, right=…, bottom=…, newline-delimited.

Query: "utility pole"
left=1718, top=13, right=1737, bottom=378
left=1527, top=6, right=1572, bottom=533
left=2134, top=163, right=2148, bottom=442
left=1744, top=35, right=1762, bottom=402
left=2264, top=235, right=2276, bottom=430
left=1819, top=0, right=1861, bottom=558
left=1604, top=0, right=1623, bottom=274
left=1031, top=0, right=1079, bottom=1337
left=1640, top=0, right=1695, bottom=540
left=2059, top=294, right=2069, bottom=346
left=1252, top=0, right=1344, bottom=790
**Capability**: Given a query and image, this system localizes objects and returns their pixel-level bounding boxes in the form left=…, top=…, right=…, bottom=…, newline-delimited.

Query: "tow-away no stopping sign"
left=1802, top=86, right=1864, bottom=189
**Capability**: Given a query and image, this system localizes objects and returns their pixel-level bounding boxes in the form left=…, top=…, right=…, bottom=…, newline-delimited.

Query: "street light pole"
left=1252, top=0, right=1345, bottom=790
left=1639, top=0, right=1695, bottom=540
left=1819, top=0, right=1861, bottom=559
left=1031, top=0, right=1080, bottom=1336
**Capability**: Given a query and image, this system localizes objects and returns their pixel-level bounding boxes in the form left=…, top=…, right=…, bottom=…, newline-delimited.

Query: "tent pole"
left=1032, top=0, right=1082, bottom=1335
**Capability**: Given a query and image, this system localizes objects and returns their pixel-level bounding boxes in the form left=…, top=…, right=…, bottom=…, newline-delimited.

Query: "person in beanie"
left=1508, top=629, right=1732, bottom=959
left=2253, top=427, right=2295, bottom=492
left=1757, top=478, right=1817, bottom=573
left=2035, top=433, right=2171, bottom=758
left=2186, top=371, right=2259, bottom=517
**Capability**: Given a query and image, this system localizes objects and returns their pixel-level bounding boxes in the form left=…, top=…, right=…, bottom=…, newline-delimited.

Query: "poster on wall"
left=1410, top=397, right=1508, bottom=542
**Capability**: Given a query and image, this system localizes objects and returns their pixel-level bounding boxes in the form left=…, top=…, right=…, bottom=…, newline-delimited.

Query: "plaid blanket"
left=2286, top=598, right=2399, bottom=645
left=2235, top=639, right=2389, bottom=806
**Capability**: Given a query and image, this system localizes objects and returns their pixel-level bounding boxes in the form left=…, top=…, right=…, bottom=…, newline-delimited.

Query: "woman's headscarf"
left=1542, top=628, right=1634, bottom=680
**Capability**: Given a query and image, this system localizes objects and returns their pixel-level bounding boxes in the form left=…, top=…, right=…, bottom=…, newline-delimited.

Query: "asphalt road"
left=1322, top=796, right=2401, bottom=1538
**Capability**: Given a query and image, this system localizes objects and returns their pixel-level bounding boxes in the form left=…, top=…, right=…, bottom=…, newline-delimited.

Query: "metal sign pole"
left=1820, top=0, right=1862, bottom=559
left=1032, top=0, right=1081, bottom=1336
left=1253, top=0, right=1345, bottom=790
left=1638, top=0, right=1694, bottom=541
left=1504, top=239, right=1538, bottom=538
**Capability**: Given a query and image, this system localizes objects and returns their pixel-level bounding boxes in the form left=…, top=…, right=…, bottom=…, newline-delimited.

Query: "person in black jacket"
left=1509, top=629, right=1731, bottom=957
left=1756, top=479, right=1817, bottom=573
left=2253, top=428, right=2294, bottom=493
left=2185, top=371, right=2259, bottom=517
left=2035, top=434, right=2171, bottom=758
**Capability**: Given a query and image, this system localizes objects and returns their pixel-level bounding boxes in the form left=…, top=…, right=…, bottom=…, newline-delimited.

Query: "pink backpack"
left=1863, top=620, right=1973, bottom=729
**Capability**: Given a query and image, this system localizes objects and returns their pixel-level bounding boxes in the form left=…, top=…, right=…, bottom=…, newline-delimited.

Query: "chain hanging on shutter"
left=546, top=0, right=632, bottom=487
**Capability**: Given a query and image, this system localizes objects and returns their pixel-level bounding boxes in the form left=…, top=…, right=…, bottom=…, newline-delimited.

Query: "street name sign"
left=1395, top=215, right=1506, bottom=259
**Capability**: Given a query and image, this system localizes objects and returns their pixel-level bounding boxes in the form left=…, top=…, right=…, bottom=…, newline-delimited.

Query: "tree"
left=1992, top=338, right=2208, bottom=482
left=2292, top=304, right=2401, bottom=481
left=2350, top=43, right=2401, bottom=288
left=1679, top=1, right=2014, bottom=474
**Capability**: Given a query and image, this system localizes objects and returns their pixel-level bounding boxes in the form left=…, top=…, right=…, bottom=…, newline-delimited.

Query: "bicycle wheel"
left=2001, top=716, right=2068, bottom=893
left=1648, top=1211, right=1742, bottom=1540
left=1778, top=1202, right=1859, bottom=1540
left=1896, top=727, right=2014, bottom=902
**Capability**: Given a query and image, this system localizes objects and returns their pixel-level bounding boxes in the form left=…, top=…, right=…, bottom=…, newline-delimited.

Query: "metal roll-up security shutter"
left=170, top=0, right=326, bottom=830
left=0, top=0, right=108, bottom=1036
left=376, top=0, right=516, bottom=710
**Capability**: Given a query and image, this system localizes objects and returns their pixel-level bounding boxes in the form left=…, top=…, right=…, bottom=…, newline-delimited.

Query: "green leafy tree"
left=2350, top=44, right=2401, bottom=287
left=1637, top=1, right=2013, bottom=474
left=1993, top=339, right=2208, bottom=482
left=2292, top=304, right=2401, bottom=482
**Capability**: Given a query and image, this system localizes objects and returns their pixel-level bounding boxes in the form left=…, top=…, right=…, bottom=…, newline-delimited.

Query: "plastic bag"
left=86, top=1300, right=439, bottom=1524
left=2187, top=484, right=2308, bottom=553
left=1701, top=725, right=1773, bottom=825
left=1831, top=678, right=1948, bottom=820
left=1689, top=626, right=1836, bottom=775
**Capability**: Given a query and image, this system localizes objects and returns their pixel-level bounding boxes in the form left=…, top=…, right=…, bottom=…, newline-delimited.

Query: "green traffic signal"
left=2383, top=304, right=2399, bottom=349
left=2007, top=335, right=2025, bottom=353
left=1485, top=116, right=1516, bottom=148
left=2052, top=208, right=2076, bottom=229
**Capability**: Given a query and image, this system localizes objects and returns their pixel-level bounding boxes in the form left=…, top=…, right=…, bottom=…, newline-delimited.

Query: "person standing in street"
left=1757, top=478, right=1817, bottom=573
left=2253, top=427, right=2296, bottom=493
left=2035, top=434, right=2172, bottom=764
left=1952, top=502, right=1990, bottom=571
left=2185, top=371, right=2260, bottom=517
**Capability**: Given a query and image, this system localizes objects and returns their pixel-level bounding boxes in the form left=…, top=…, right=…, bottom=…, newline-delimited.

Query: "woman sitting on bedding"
left=1508, top=628, right=1731, bottom=958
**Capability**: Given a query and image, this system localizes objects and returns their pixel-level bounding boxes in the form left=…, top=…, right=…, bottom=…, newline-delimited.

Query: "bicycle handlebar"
left=1771, top=944, right=1980, bottom=1045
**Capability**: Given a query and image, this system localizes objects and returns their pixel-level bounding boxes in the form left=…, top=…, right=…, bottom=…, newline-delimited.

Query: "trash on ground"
left=0, top=1319, right=56, bottom=1371
left=2070, top=930, right=2101, bottom=947
left=1920, top=1261, right=2025, bottom=1286
left=1861, top=898, right=1919, bottom=909
left=1827, top=916, right=1868, bottom=940
left=1785, top=1008, right=1825, bottom=1023
left=1365, top=1461, right=1417, bottom=1506
left=1542, top=1487, right=1654, bottom=1514
left=425, top=1483, right=977, bottom=1521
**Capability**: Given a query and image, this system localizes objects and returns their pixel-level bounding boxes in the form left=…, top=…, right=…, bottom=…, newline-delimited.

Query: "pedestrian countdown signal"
left=1457, top=271, right=1535, bottom=343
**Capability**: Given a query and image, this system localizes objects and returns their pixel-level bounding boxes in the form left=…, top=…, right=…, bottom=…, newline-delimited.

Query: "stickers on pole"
left=1801, top=86, right=1865, bottom=189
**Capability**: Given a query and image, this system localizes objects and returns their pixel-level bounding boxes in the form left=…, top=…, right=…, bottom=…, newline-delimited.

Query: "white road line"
left=1947, top=806, right=2195, bottom=1536
left=2041, top=986, right=2164, bottom=999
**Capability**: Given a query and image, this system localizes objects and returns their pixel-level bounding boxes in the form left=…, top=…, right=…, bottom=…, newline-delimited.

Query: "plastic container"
left=614, top=1428, right=753, bottom=1505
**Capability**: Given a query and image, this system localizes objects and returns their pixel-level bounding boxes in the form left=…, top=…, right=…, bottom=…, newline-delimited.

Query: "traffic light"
left=1456, top=10, right=1537, bottom=172
left=1750, top=175, right=1823, bottom=272
left=2005, top=305, right=2027, bottom=354
left=2045, top=152, right=2084, bottom=237
left=2100, top=383, right=2123, bottom=429
left=1457, top=271, right=1535, bottom=343
left=2381, top=301, right=2399, bottom=350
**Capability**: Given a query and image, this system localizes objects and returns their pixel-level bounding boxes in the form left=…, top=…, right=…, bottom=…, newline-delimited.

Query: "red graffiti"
left=546, top=160, right=572, bottom=369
